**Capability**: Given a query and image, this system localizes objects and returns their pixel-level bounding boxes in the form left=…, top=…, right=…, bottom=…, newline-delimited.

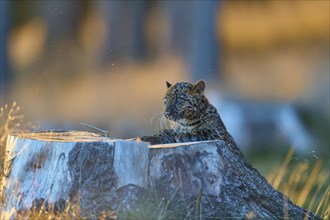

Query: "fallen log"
left=0, top=131, right=320, bottom=219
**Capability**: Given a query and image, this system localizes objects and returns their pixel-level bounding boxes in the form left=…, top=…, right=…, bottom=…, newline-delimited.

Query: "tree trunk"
left=1, top=131, right=320, bottom=219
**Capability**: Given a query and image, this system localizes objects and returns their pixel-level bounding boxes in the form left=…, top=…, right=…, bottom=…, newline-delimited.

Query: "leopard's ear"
left=192, top=80, right=205, bottom=93
left=166, top=81, right=172, bottom=88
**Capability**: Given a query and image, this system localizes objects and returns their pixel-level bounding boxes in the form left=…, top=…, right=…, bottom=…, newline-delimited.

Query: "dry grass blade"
left=315, top=185, right=329, bottom=218
left=269, top=148, right=294, bottom=189
left=307, top=176, right=326, bottom=211
left=297, top=161, right=322, bottom=206
left=267, top=149, right=329, bottom=219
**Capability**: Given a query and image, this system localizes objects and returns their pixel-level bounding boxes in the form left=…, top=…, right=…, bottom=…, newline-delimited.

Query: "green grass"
left=0, top=102, right=329, bottom=219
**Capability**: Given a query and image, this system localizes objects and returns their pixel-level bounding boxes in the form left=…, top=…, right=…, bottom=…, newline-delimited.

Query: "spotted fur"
left=141, top=80, right=235, bottom=145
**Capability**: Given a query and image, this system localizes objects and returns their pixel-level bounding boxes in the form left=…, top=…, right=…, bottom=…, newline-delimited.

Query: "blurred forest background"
left=0, top=1, right=329, bottom=175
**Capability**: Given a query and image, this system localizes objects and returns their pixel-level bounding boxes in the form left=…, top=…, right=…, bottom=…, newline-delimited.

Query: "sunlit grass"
left=267, top=149, right=329, bottom=219
left=0, top=102, right=25, bottom=177
left=0, top=102, right=328, bottom=219
left=0, top=102, right=25, bottom=208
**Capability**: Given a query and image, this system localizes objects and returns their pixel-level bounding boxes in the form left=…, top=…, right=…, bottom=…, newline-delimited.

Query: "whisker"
left=150, top=111, right=163, bottom=123
left=160, top=115, right=166, bottom=130
left=157, top=115, right=163, bottom=131
left=160, top=115, right=171, bottom=130
left=151, top=111, right=164, bottom=131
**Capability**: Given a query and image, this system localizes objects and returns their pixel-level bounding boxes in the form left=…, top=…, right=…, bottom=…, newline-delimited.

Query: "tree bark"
left=1, top=131, right=320, bottom=219
left=148, top=141, right=320, bottom=219
left=0, top=131, right=149, bottom=219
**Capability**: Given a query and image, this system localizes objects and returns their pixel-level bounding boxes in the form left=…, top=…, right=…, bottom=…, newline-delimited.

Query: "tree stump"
left=148, top=141, right=320, bottom=219
left=0, top=131, right=149, bottom=219
left=1, top=131, right=320, bottom=219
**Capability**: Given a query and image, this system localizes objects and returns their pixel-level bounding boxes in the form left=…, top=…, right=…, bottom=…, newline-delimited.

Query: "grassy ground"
left=266, top=149, right=329, bottom=218
left=0, top=102, right=329, bottom=219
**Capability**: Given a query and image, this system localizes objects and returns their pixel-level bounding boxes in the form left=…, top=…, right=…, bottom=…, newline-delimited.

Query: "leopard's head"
left=164, top=80, right=206, bottom=123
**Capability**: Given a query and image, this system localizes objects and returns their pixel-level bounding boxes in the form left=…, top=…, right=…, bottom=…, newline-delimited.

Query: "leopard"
left=140, top=80, right=237, bottom=145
